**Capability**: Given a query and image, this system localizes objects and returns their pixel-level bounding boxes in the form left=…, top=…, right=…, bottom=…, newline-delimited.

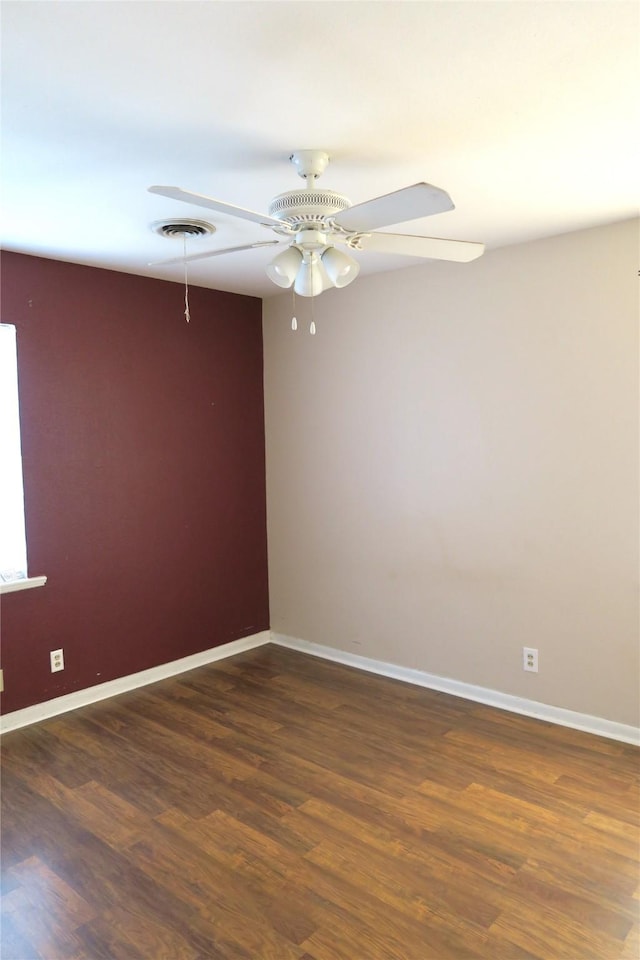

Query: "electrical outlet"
left=50, top=648, right=64, bottom=673
left=523, top=647, right=538, bottom=673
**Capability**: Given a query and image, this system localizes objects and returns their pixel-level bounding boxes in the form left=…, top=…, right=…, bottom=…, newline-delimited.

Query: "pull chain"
left=291, top=287, right=297, bottom=331
left=309, top=292, right=316, bottom=335
left=183, top=234, right=191, bottom=324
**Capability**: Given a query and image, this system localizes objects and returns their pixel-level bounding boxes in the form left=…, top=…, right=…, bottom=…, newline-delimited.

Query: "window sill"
left=0, top=576, right=47, bottom=595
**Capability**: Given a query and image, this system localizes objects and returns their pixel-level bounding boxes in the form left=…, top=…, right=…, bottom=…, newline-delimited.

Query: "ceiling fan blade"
left=354, top=232, right=484, bottom=263
left=149, top=240, right=281, bottom=267
left=334, top=183, right=454, bottom=232
left=148, top=185, right=283, bottom=227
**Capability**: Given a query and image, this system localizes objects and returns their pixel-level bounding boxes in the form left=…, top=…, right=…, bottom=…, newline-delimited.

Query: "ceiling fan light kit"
left=265, top=245, right=303, bottom=288
left=321, top=246, right=360, bottom=287
left=294, top=257, right=326, bottom=298
left=296, top=253, right=340, bottom=298
left=149, top=150, right=484, bottom=300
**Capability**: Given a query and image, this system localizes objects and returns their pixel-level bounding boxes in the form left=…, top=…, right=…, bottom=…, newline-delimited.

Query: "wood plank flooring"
left=1, top=643, right=638, bottom=959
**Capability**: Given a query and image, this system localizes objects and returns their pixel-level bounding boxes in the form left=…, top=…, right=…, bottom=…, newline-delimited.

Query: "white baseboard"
left=0, top=631, right=271, bottom=734
left=4, top=629, right=638, bottom=747
left=271, top=633, right=640, bottom=747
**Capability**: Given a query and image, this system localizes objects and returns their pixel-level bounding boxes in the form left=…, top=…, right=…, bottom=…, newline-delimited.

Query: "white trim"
left=4, top=628, right=638, bottom=746
left=271, top=633, right=640, bottom=747
left=0, top=575, right=47, bottom=595
left=0, top=631, right=270, bottom=734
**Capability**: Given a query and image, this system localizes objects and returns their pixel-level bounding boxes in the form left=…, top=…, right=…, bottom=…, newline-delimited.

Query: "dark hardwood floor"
left=1, top=643, right=638, bottom=959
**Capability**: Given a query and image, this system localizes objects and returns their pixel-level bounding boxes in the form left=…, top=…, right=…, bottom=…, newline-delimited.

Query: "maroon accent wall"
left=0, top=252, right=269, bottom=714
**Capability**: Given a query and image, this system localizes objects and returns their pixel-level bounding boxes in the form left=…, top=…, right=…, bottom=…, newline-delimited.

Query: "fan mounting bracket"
left=290, top=150, right=330, bottom=181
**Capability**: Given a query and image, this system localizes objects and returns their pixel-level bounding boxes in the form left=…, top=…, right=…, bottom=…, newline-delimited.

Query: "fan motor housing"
left=268, top=189, right=351, bottom=228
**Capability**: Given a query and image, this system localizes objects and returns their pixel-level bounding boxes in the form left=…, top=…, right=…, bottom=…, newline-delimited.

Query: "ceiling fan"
left=149, top=150, right=484, bottom=297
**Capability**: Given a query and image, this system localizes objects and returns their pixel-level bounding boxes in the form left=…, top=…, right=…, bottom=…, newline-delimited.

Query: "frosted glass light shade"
left=321, top=246, right=360, bottom=288
left=266, top=246, right=303, bottom=288
left=294, top=258, right=329, bottom=297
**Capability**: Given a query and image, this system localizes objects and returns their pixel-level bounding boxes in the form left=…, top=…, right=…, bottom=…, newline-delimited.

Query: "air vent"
left=151, top=219, right=215, bottom=239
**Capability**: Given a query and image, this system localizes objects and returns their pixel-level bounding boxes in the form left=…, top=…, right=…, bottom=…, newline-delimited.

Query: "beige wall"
left=263, top=218, right=639, bottom=727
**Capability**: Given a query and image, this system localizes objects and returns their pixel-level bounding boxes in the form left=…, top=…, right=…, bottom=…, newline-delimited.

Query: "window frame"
left=0, top=323, right=46, bottom=595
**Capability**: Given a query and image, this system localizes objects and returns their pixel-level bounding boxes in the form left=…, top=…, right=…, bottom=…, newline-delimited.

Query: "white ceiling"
left=1, top=1, right=638, bottom=299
